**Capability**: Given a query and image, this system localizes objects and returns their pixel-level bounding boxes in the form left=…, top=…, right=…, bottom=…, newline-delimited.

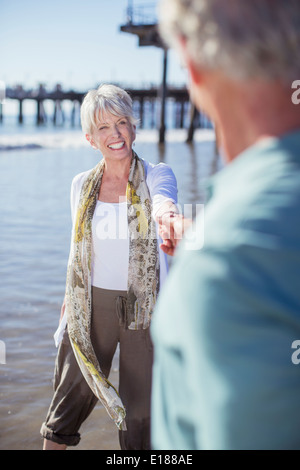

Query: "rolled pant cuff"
left=40, top=423, right=81, bottom=447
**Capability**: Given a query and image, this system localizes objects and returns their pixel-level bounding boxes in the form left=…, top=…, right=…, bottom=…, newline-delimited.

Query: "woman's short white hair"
left=81, top=84, right=139, bottom=135
left=159, top=0, right=300, bottom=84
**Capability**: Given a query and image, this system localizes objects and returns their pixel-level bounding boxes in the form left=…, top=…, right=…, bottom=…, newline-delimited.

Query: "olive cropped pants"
left=40, top=287, right=153, bottom=449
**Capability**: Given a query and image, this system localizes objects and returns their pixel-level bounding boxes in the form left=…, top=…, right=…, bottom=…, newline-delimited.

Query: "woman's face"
left=87, top=111, right=136, bottom=162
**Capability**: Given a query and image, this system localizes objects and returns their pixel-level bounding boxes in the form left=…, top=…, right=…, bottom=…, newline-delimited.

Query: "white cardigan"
left=54, top=158, right=178, bottom=346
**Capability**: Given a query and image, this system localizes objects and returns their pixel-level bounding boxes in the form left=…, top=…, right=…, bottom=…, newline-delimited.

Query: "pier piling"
left=159, top=48, right=168, bottom=144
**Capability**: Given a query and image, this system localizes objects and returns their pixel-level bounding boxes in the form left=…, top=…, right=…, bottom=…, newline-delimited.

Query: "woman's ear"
left=86, top=134, right=96, bottom=149
left=131, top=124, right=137, bottom=146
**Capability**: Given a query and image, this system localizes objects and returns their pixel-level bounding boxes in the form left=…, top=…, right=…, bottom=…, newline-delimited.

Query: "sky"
left=0, top=0, right=187, bottom=92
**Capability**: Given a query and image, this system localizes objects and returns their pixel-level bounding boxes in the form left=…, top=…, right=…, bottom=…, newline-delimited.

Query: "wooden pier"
left=1, top=2, right=211, bottom=142
left=4, top=84, right=83, bottom=126
left=2, top=83, right=208, bottom=142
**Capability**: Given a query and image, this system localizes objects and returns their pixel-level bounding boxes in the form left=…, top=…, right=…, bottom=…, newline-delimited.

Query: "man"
left=151, top=0, right=300, bottom=450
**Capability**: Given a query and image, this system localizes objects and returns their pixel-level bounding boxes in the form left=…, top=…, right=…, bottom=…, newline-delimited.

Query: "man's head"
left=159, top=0, right=300, bottom=84
left=159, top=0, right=300, bottom=161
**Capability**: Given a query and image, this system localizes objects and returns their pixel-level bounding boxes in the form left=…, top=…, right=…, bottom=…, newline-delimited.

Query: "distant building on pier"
left=120, top=1, right=168, bottom=143
left=120, top=1, right=201, bottom=143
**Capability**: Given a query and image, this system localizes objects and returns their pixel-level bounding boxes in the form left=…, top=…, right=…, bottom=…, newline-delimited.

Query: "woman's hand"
left=158, top=212, right=192, bottom=256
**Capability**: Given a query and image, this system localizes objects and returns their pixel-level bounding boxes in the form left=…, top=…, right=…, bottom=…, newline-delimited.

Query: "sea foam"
left=0, top=128, right=215, bottom=151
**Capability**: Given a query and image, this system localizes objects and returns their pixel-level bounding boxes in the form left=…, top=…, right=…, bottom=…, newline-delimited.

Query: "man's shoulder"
left=205, top=134, right=300, bottom=247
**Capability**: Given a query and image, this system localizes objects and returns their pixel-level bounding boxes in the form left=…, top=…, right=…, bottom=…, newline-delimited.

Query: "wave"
left=0, top=128, right=215, bottom=151
left=0, top=130, right=89, bottom=151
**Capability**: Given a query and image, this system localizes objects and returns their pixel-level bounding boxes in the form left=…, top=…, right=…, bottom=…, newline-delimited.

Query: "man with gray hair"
left=151, top=0, right=300, bottom=450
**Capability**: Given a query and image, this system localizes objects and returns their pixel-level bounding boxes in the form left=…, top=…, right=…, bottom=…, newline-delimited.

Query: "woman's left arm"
left=147, top=163, right=184, bottom=255
left=146, top=162, right=179, bottom=220
left=147, top=162, right=192, bottom=256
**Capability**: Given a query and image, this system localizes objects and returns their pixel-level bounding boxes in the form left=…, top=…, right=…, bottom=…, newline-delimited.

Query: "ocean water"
left=0, top=118, right=222, bottom=450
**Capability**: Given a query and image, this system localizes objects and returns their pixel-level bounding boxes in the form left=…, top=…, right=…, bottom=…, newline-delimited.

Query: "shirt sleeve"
left=146, top=162, right=179, bottom=218
left=54, top=171, right=89, bottom=346
left=70, top=170, right=89, bottom=224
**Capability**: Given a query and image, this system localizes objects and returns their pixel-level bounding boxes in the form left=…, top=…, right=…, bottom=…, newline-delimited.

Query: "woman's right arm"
left=59, top=171, right=86, bottom=323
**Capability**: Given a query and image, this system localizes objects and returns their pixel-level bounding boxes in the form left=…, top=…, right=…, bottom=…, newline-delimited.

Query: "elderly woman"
left=40, top=84, right=178, bottom=450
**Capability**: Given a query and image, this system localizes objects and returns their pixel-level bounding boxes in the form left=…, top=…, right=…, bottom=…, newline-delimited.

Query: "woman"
left=40, top=84, right=178, bottom=450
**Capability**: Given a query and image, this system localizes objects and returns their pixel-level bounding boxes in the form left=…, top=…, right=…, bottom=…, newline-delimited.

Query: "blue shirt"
left=151, top=131, right=300, bottom=450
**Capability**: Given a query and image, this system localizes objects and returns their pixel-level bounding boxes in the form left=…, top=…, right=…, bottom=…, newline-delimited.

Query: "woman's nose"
left=112, top=124, right=121, bottom=136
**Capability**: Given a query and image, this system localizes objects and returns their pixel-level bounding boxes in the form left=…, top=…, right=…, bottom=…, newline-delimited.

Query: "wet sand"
left=0, top=346, right=120, bottom=450
left=0, top=385, right=120, bottom=451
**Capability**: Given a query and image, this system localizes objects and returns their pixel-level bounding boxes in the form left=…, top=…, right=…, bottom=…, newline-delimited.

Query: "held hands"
left=157, top=212, right=192, bottom=256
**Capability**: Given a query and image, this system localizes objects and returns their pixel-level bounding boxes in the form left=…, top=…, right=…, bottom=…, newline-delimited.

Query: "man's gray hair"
left=159, top=0, right=300, bottom=83
left=81, top=84, right=138, bottom=135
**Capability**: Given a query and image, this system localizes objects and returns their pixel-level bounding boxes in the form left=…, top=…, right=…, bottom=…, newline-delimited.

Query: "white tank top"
left=91, top=200, right=129, bottom=290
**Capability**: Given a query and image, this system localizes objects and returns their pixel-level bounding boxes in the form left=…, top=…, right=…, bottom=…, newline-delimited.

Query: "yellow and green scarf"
left=64, top=152, right=159, bottom=430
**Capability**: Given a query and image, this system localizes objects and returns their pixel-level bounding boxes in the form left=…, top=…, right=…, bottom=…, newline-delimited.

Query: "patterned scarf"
left=64, top=152, right=160, bottom=430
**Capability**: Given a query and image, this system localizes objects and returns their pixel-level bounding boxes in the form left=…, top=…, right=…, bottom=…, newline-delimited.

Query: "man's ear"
left=187, top=57, right=202, bottom=86
left=177, top=35, right=203, bottom=86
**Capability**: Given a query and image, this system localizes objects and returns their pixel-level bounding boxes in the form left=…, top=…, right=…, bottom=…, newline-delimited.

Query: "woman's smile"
left=108, top=141, right=125, bottom=150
